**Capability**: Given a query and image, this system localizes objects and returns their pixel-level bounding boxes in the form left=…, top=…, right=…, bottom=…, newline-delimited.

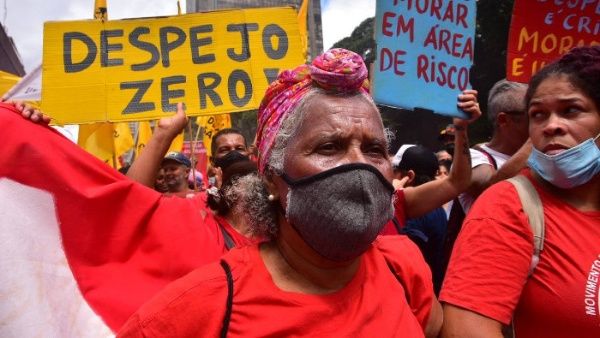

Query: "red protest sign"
left=506, top=0, right=600, bottom=83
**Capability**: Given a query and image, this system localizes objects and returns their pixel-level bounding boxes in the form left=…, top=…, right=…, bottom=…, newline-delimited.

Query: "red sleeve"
left=380, top=189, right=407, bottom=235
left=213, top=215, right=260, bottom=248
left=117, top=263, right=229, bottom=337
left=375, top=236, right=434, bottom=328
left=116, top=315, right=147, bottom=338
left=393, top=188, right=407, bottom=223
left=440, top=181, right=534, bottom=324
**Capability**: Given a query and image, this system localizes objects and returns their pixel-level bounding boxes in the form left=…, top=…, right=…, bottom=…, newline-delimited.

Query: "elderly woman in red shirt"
left=117, top=48, right=480, bottom=337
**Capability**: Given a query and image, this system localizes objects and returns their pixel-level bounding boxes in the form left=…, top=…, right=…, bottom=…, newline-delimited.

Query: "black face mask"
left=213, top=151, right=249, bottom=171
left=280, top=163, right=395, bottom=262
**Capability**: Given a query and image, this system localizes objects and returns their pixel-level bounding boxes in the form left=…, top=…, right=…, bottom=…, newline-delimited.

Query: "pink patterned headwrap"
left=256, top=48, right=370, bottom=173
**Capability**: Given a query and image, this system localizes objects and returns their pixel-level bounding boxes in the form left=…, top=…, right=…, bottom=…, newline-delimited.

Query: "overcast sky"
left=0, top=0, right=375, bottom=73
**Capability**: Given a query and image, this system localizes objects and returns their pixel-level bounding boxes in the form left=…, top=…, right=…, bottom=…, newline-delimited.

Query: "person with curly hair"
left=441, top=46, right=600, bottom=338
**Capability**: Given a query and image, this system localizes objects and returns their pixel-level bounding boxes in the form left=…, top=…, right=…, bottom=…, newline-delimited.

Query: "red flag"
left=0, top=103, right=228, bottom=334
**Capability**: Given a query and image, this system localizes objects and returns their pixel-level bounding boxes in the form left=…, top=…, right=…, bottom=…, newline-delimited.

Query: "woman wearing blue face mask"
left=441, top=46, right=600, bottom=338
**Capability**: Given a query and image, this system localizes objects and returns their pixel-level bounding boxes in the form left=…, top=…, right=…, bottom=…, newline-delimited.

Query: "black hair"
left=395, top=145, right=438, bottom=186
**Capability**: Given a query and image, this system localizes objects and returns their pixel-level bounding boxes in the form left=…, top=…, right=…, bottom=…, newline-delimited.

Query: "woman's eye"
left=528, top=109, right=543, bottom=119
left=317, top=143, right=338, bottom=153
left=565, top=106, right=581, bottom=115
left=365, top=145, right=385, bottom=156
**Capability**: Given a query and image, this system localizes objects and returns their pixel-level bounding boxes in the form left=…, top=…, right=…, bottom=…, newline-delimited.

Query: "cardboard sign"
left=373, top=0, right=476, bottom=118
left=507, top=0, right=600, bottom=83
left=42, top=8, right=305, bottom=124
left=197, top=114, right=232, bottom=157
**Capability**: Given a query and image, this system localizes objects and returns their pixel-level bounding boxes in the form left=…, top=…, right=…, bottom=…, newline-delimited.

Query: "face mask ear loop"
left=279, top=172, right=296, bottom=187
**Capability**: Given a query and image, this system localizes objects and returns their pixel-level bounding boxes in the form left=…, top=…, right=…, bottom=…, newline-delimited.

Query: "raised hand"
left=155, top=102, right=188, bottom=138
left=455, top=89, right=481, bottom=127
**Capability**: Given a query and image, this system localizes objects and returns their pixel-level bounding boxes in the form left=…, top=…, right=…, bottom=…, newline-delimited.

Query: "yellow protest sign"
left=0, top=70, right=20, bottom=97
left=42, top=7, right=305, bottom=124
left=135, top=121, right=153, bottom=157
left=78, top=123, right=115, bottom=165
left=168, top=131, right=185, bottom=153
left=113, top=122, right=134, bottom=157
left=197, top=114, right=232, bottom=157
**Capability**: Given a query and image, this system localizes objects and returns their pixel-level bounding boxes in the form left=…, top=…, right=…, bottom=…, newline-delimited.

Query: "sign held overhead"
left=507, top=0, right=600, bottom=83
left=372, top=0, right=476, bottom=118
left=43, top=7, right=305, bottom=124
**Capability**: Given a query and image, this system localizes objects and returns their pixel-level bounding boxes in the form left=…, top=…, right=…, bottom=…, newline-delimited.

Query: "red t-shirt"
left=118, top=236, right=434, bottom=337
left=440, top=171, right=600, bottom=337
left=380, top=189, right=407, bottom=235
left=186, top=193, right=258, bottom=249
left=213, top=214, right=260, bottom=248
left=187, top=193, right=259, bottom=248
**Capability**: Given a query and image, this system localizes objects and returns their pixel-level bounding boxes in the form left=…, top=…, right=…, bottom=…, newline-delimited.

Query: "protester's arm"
left=466, top=139, right=532, bottom=199
left=425, top=298, right=443, bottom=338
left=126, top=103, right=187, bottom=187
left=441, top=304, right=504, bottom=338
left=404, top=90, right=480, bottom=219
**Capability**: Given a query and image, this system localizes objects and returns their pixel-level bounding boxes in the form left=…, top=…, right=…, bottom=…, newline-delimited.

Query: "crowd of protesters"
left=2, top=45, right=599, bottom=337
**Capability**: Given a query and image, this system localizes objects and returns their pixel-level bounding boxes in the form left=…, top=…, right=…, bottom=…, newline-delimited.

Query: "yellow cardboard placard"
left=42, top=7, right=305, bottom=124
left=0, top=70, right=21, bottom=97
left=197, top=113, right=232, bottom=157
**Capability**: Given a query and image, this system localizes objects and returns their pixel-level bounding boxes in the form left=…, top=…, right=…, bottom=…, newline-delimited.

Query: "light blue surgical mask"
left=528, top=132, right=600, bottom=189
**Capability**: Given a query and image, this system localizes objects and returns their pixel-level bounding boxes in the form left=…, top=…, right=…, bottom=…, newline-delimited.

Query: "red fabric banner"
left=0, top=103, right=227, bottom=335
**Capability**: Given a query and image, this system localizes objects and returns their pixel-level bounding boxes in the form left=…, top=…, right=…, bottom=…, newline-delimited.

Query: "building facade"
left=0, top=24, right=25, bottom=77
left=187, top=0, right=322, bottom=59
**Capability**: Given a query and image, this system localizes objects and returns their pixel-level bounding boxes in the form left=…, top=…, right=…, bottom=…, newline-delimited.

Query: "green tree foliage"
left=332, top=17, right=376, bottom=70
left=231, top=110, right=258, bottom=145
left=470, top=0, right=515, bottom=141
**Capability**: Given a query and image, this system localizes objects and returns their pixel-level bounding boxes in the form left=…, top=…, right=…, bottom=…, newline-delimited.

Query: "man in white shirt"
left=458, top=79, right=531, bottom=213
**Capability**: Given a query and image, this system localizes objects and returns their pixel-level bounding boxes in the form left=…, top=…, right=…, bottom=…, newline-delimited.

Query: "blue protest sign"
left=373, top=0, right=476, bottom=118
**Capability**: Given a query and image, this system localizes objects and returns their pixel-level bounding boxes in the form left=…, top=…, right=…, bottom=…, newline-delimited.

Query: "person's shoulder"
left=465, top=175, right=534, bottom=236
left=475, top=177, right=521, bottom=204
left=465, top=178, right=522, bottom=220
left=132, top=246, right=253, bottom=325
left=479, top=143, right=511, bottom=161
left=373, top=235, right=427, bottom=270
left=477, top=175, right=524, bottom=198
left=373, top=235, right=431, bottom=281
left=371, top=235, right=434, bottom=323
left=118, top=260, right=230, bottom=337
left=135, top=263, right=227, bottom=317
left=374, top=234, right=419, bottom=253
left=469, top=147, right=493, bottom=168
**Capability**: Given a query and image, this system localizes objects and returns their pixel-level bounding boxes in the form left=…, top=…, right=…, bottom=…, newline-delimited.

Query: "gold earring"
left=268, top=194, right=275, bottom=201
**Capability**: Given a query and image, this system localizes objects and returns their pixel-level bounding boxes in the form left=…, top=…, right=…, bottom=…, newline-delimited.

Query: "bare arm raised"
left=126, top=103, right=187, bottom=187
left=404, top=90, right=481, bottom=219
